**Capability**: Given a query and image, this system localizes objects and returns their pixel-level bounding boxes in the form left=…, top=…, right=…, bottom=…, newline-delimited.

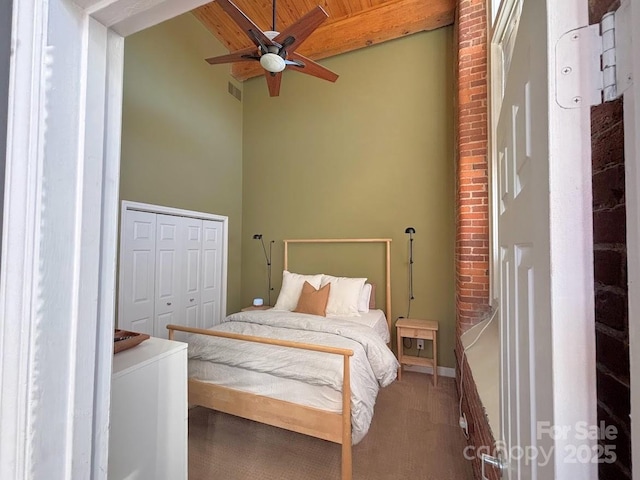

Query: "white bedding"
left=189, top=360, right=343, bottom=410
left=328, top=308, right=390, bottom=343
left=187, top=309, right=399, bottom=444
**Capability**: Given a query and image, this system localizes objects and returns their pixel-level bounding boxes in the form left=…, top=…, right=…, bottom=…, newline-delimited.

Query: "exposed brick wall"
left=456, top=336, right=499, bottom=480
left=454, top=0, right=494, bottom=479
left=592, top=100, right=632, bottom=480
left=589, top=2, right=631, bottom=478
left=455, top=0, right=491, bottom=335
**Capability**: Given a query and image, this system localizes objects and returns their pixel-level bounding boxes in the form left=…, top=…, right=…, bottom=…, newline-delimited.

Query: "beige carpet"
left=188, top=371, right=474, bottom=480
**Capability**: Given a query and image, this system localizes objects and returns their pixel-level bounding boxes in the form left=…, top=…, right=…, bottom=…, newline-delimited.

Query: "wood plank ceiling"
left=192, top=0, right=456, bottom=81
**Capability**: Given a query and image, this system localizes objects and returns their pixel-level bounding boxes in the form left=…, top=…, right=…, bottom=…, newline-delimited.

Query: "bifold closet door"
left=175, top=218, right=224, bottom=330
left=201, top=220, right=222, bottom=329
left=120, top=208, right=225, bottom=337
left=120, top=210, right=156, bottom=336
left=181, top=217, right=203, bottom=331
left=154, top=214, right=182, bottom=338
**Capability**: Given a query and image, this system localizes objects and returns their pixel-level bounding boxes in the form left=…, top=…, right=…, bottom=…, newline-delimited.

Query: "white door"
left=119, top=209, right=157, bottom=335
left=201, top=219, right=223, bottom=328
left=181, top=216, right=203, bottom=330
left=493, top=0, right=596, bottom=478
left=154, top=214, right=181, bottom=338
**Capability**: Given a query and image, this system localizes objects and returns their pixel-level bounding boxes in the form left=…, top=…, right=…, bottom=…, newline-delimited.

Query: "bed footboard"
left=167, top=324, right=354, bottom=480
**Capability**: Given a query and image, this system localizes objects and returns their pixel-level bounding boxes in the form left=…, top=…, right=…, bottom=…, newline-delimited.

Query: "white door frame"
left=625, top=0, right=640, bottom=476
left=0, top=0, right=210, bottom=477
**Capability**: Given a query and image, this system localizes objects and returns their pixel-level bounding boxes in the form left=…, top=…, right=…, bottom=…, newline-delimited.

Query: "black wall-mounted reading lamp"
left=405, top=227, right=416, bottom=318
left=253, top=234, right=274, bottom=306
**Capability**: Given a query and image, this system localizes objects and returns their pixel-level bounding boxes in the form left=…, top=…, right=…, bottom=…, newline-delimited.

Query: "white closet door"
left=119, top=202, right=228, bottom=338
left=120, top=210, right=156, bottom=335
left=154, top=214, right=181, bottom=338
left=201, top=220, right=222, bottom=328
left=181, top=217, right=202, bottom=330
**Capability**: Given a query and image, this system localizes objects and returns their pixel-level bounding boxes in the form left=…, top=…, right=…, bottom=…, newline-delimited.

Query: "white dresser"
left=108, top=336, right=188, bottom=480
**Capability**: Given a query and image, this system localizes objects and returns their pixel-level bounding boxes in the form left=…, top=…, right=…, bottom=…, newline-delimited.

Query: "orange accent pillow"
left=293, top=281, right=331, bottom=316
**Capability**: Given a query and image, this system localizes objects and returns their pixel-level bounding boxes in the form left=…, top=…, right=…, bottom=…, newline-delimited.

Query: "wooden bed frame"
left=167, top=238, right=393, bottom=480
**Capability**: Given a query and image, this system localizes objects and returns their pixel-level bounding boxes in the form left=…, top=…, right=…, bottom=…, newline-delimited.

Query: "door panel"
left=120, top=210, right=156, bottom=335
left=497, top=13, right=545, bottom=475
left=184, top=223, right=202, bottom=295
left=181, top=217, right=202, bottom=330
left=154, top=214, right=180, bottom=338
left=201, top=220, right=222, bottom=328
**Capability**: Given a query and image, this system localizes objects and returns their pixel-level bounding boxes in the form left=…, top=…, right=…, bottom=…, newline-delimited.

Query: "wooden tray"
left=114, top=329, right=150, bottom=354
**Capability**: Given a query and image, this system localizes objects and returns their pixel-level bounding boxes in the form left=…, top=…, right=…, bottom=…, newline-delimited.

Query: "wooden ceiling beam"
left=229, top=0, right=456, bottom=81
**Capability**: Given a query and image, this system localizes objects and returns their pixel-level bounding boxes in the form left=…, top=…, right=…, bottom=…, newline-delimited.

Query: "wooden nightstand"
left=241, top=305, right=272, bottom=312
left=396, top=318, right=439, bottom=386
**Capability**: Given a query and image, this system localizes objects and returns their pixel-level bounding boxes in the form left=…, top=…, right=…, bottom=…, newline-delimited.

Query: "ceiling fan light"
left=260, top=53, right=286, bottom=73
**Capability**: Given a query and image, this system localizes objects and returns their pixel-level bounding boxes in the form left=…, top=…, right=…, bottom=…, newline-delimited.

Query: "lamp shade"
left=260, top=53, right=286, bottom=73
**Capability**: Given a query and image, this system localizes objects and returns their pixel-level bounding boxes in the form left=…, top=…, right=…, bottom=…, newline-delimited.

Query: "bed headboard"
left=283, top=238, right=393, bottom=334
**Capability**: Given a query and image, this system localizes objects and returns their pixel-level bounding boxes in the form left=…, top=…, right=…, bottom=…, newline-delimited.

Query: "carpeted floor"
left=188, top=371, right=474, bottom=480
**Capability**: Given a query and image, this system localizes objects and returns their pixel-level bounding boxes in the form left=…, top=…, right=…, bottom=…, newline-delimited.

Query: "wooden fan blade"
left=206, top=46, right=259, bottom=65
left=264, top=71, right=282, bottom=97
left=273, top=6, right=329, bottom=54
left=216, top=0, right=274, bottom=50
left=287, top=53, right=339, bottom=83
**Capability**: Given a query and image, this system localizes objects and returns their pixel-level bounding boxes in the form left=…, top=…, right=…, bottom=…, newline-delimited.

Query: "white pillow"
left=358, top=283, right=372, bottom=313
left=321, top=275, right=367, bottom=317
left=273, top=271, right=323, bottom=311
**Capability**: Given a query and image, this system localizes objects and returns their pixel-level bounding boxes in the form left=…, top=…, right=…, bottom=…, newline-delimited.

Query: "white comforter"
left=187, top=310, right=400, bottom=444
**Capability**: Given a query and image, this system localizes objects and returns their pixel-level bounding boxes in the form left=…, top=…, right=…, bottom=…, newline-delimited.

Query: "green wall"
left=120, top=15, right=456, bottom=367
left=242, top=28, right=456, bottom=367
left=119, top=13, right=244, bottom=312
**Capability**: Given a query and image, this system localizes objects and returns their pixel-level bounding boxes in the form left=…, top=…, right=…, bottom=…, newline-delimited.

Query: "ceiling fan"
left=205, top=0, right=339, bottom=97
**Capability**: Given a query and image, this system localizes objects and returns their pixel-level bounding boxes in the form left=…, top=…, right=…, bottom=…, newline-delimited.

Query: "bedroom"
left=116, top=5, right=457, bottom=478
left=119, top=10, right=456, bottom=344
left=2, top=0, right=637, bottom=479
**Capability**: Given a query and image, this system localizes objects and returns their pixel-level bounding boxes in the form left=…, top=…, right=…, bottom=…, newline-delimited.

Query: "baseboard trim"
left=403, top=364, right=456, bottom=378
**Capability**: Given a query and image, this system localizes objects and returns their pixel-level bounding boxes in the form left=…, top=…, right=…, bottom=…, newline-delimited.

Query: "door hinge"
left=556, top=0, right=633, bottom=108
